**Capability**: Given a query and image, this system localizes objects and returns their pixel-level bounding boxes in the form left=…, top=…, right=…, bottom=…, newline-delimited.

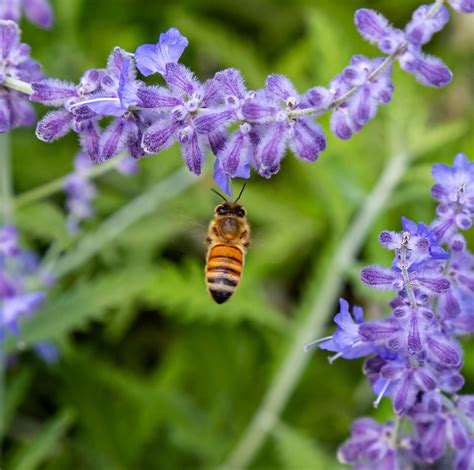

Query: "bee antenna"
left=210, top=188, right=228, bottom=202
left=234, top=183, right=247, bottom=203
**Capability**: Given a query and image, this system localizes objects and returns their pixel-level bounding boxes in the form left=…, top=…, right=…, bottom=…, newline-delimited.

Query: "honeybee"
left=206, top=184, right=250, bottom=304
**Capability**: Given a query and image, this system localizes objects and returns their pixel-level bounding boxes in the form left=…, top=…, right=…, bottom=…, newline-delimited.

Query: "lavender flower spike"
left=135, top=27, right=189, bottom=77
left=308, top=154, right=474, bottom=469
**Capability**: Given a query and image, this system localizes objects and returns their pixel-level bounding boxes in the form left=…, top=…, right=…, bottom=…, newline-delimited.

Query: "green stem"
left=2, top=76, right=34, bottom=95
left=0, top=133, right=13, bottom=224
left=15, top=152, right=127, bottom=208
left=220, top=150, right=409, bottom=470
left=43, top=167, right=195, bottom=279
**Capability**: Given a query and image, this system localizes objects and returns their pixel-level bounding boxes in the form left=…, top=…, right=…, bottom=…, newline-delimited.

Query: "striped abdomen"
left=206, top=243, right=244, bottom=304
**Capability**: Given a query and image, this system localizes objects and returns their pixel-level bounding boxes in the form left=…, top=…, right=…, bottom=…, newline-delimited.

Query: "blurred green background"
left=2, top=0, right=474, bottom=468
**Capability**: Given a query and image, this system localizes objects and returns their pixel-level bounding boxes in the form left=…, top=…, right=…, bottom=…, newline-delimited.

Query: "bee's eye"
left=236, top=208, right=246, bottom=217
left=216, top=206, right=226, bottom=215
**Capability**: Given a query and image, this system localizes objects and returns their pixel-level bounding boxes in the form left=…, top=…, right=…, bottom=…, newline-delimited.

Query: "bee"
left=206, top=184, right=249, bottom=304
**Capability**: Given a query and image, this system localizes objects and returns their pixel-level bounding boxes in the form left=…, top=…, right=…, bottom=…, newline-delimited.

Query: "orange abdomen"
left=206, top=243, right=244, bottom=304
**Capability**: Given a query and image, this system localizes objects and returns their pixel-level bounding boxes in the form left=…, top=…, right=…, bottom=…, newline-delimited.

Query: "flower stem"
left=0, top=132, right=13, bottom=224
left=391, top=415, right=404, bottom=448
left=2, top=76, right=34, bottom=95
left=14, top=152, right=127, bottom=208
left=399, top=241, right=417, bottom=309
left=220, top=149, right=409, bottom=470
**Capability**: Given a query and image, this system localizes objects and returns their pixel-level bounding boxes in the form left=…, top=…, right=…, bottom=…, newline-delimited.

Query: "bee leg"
left=206, top=236, right=212, bottom=245
left=243, top=241, right=250, bottom=248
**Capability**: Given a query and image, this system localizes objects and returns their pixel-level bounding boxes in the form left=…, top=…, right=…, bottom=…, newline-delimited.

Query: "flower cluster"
left=0, top=224, right=47, bottom=338
left=0, top=0, right=53, bottom=29
left=25, top=2, right=472, bottom=194
left=0, top=20, right=42, bottom=133
left=307, top=154, right=474, bottom=469
left=63, top=151, right=139, bottom=233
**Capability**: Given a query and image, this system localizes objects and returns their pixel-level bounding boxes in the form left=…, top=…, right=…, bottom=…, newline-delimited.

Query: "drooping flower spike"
left=307, top=154, right=474, bottom=469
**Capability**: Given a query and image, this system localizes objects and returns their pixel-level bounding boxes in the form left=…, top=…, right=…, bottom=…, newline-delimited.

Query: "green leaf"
left=16, top=202, right=69, bottom=245
left=4, top=266, right=156, bottom=353
left=7, top=409, right=74, bottom=470
left=2, top=368, right=33, bottom=435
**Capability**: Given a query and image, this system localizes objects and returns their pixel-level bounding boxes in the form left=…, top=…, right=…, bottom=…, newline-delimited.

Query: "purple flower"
left=139, top=63, right=222, bottom=175
left=337, top=417, right=399, bottom=469
left=0, top=0, right=53, bottom=29
left=0, top=227, right=47, bottom=338
left=0, top=20, right=42, bottom=133
left=0, top=225, right=19, bottom=256
left=32, top=48, right=147, bottom=162
left=355, top=6, right=452, bottom=88
left=63, top=152, right=97, bottom=233
left=410, top=392, right=470, bottom=463
left=135, top=27, right=188, bottom=77
left=327, top=55, right=394, bottom=140
left=33, top=341, right=59, bottom=363
left=241, top=74, right=326, bottom=177
left=380, top=217, right=448, bottom=270
left=308, top=298, right=373, bottom=362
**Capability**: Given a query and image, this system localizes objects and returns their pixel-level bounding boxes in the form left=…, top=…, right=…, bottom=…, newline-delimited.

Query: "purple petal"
left=354, top=9, right=390, bottom=44
left=30, top=78, right=77, bottom=105
left=360, top=265, right=397, bottom=289
left=0, top=20, right=19, bottom=59
left=255, top=124, right=287, bottom=178
left=135, top=27, right=188, bottom=77
left=426, top=335, right=461, bottom=367
left=142, top=120, right=179, bottom=154
left=213, top=160, right=231, bottom=196
left=448, top=0, right=474, bottom=14
left=219, top=126, right=252, bottom=178
left=289, top=118, right=326, bottom=162
left=193, top=108, right=234, bottom=134
left=99, top=119, right=129, bottom=161
left=416, top=276, right=450, bottom=293
left=359, top=320, right=399, bottom=341
left=405, top=5, right=449, bottom=46
left=306, top=86, right=333, bottom=109
left=399, top=49, right=453, bottom=88
left=136, top=86, right=181, bottom=109
left=35, top=110, right=72, bottom=142
left=180, top=128, right=204, bottom=175
left=79, top=120, right=101, bottom=162
left=214, top=68, right=246, bottom=99
left=23, top=0, right=53, bottom=29
left=164, top=63, right=198, bottom=95
left=330, top=108, right=354, bottom=140
left=265, top=74, right=298, bottom=100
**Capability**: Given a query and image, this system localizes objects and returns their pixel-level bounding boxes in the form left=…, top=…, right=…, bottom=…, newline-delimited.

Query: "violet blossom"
left=0, top=224, right=46, bottom=338
left=0, top=20, right=42, bottom=133
left=306, top=154, right=474, bottom=469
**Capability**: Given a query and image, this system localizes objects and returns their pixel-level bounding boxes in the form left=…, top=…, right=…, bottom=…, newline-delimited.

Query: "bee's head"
left=215, top=203, right=246, bottom=218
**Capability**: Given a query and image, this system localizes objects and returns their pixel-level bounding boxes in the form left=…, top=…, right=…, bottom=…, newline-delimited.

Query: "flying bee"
left=206, top=184, right=249, bottom=304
